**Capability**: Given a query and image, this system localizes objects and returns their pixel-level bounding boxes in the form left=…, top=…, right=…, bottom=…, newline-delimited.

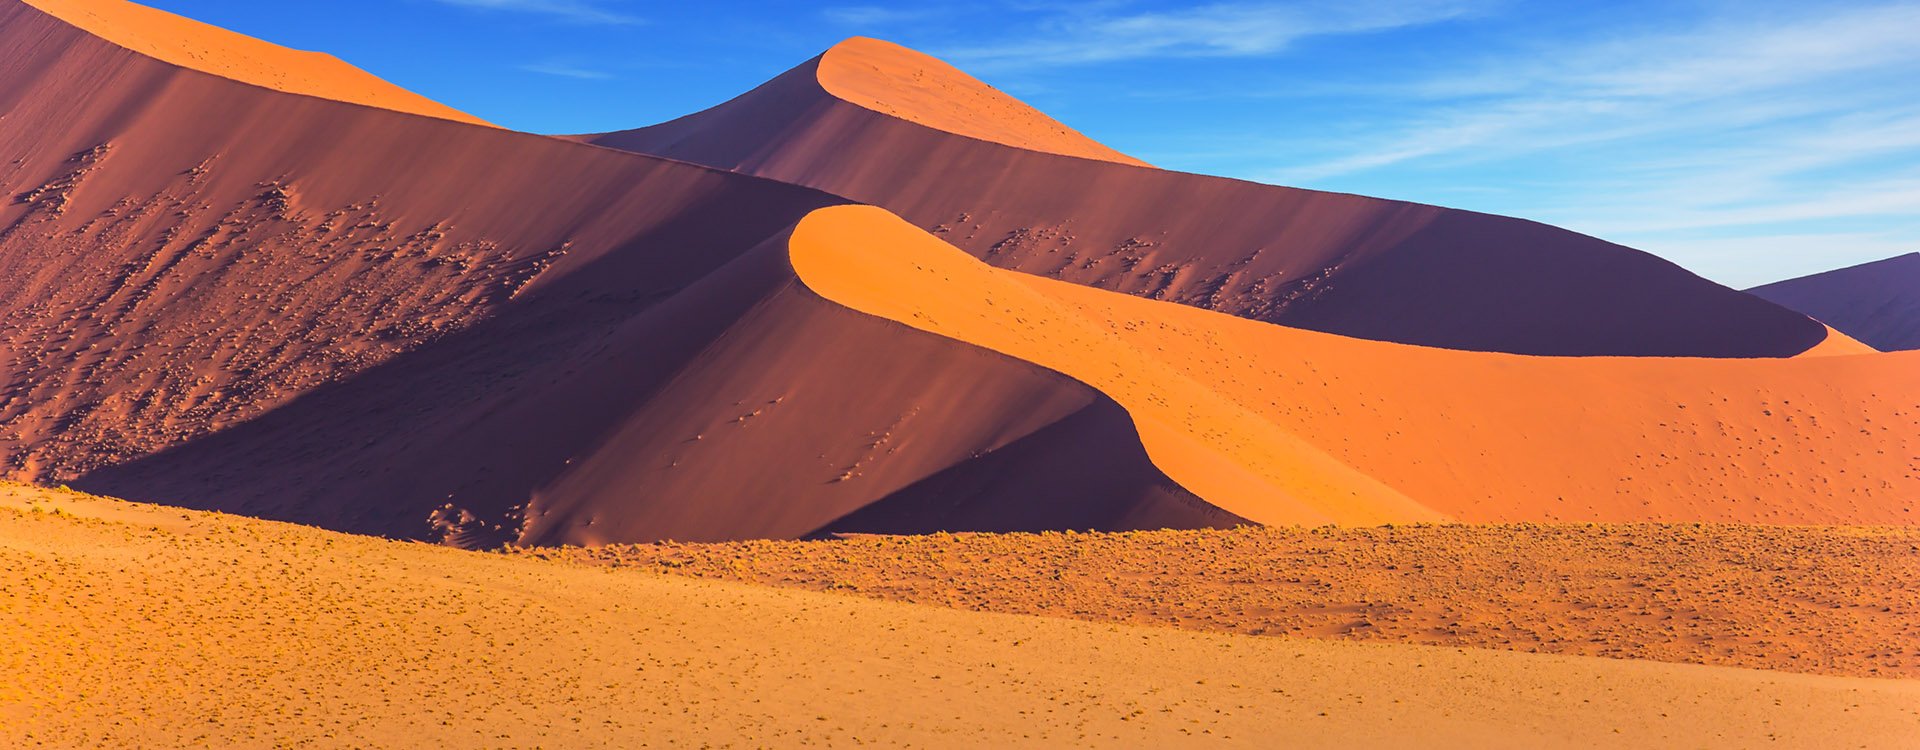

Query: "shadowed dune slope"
left=18, top=0, right=490, bottom=125
left=584, top=38, right=1826, bottom=358
left=795, top=207, right=1920, bottom=526
left=65, top=222, right=1235, bottom=545
left=9, top=484, right=1920, bottom=749
left=793, top=207, right=1437, bottom=528
left=1750, top=253, right=1920, bottom=352
left=4, top=0, right=1231, bottom=544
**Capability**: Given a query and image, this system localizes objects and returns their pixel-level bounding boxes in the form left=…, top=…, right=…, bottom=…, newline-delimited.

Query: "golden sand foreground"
left=4, top=483, right=1917, bottom=749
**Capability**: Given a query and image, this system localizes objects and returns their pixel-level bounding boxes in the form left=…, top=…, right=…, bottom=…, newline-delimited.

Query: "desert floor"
left=540, top=522, right=1920, bottom=678
left=5, top=483, right=1917, bottom=749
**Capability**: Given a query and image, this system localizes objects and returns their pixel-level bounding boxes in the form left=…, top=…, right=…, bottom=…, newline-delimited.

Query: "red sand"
left=585, top=39, right=1828, bottom=358
left=1750, top=253, right=1920, bottom=352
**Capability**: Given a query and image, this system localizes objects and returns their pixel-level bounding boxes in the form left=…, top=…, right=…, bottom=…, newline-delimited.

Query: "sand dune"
left=792, top=206, right=1434, bottom=527
left=3, top=0, right=1910, bottom=546
left=17, top=0, right=490, bottom=125
left=795, top=206, right=1919, bottom=526
left=818, top=37, right=1147, bottom=166
left=5, top=4, right=1914, bottom=746
left=3, top=0, right=985, bottom=545
left=5, top=0, right=1220, bottom=544
left=7, top=483, right=1918, bottom=749
left=1751, top=253, right=1920, bottom=352
left=585, top=38, right=1826, bottom=358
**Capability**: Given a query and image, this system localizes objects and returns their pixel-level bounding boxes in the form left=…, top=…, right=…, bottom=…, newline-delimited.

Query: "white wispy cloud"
left=433, top=0, right=640, bottom=25
left=820, top=5, right=944, bottom=27
left=520, top=60, right=615, bottom=80
left=1267, top=3, right=1920, bottom=181
left=1209, top=1, right=1920, bottom=284
left=944, top=0, right=1485, bottom=69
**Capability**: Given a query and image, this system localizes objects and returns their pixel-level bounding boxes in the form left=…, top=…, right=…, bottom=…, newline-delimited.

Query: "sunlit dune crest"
left=817, top=37, right=1150, bottom=166
left=1796, top=325, right=1878, bottom=356
left=19, top=0, right=492, bottom=126
left=587, top=41, right=1834, bottom=359
left=792, top=205, right=1920, bottom=526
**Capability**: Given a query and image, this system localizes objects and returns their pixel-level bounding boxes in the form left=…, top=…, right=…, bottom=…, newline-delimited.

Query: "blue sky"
left=143, top=0, right=1920, bottom=287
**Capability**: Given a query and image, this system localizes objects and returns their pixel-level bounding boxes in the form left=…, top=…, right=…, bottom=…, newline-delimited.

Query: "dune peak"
left=17, top=0, right=492, bottom=126
left=815, top=37, right=1148, bottom=166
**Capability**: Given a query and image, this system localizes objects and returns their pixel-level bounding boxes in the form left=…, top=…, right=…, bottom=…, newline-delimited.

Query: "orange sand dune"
left=19, top=0, right=490, bottom=126
left=792, top=206, right=1435, bottom=527
left=587, top=39, right=1829, bottom=358
left=1799, top=325, right=1879, bottom=356
left=8, top=484, right=1919, bottom=749
left=817, top=37, right=1148, bottom=166
left=794, top=206, right=1919, bottom=526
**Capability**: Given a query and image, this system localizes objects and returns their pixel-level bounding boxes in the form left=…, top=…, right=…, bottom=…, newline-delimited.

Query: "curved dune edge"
left=790, top=205, right=1441, bottom=527
left=18, top=0, right=492, bottom=127
left=1796, top=325, right=1878, bottom=356
left=816, top=37, right=1150, bottom=167
left=1027, top=272, right=1920, bottom=524
left=792, top=206, right=1920, bottom=526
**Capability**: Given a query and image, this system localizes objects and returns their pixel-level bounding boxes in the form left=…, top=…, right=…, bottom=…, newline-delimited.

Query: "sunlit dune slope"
left=7, top=484, right=1918, bottom=749
left=792, top=206, right=1437, bottom=527
left=17, top=0, right=490, bottom=126
left=795, top=206, right=1920, bottom=526
left=1800, top=325, right=1879, bottom=356
left=817, top=37, right=1148, bottom=166
left=585, top=40, right=1826, bottom=358
left=1751, top=253, right=1920, bottom=352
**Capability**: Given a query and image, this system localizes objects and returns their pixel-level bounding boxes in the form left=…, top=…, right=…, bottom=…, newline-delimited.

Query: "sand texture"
left=547, top=523, right=1920, bottom=678
left=7, top=484, right=1919, bottom=749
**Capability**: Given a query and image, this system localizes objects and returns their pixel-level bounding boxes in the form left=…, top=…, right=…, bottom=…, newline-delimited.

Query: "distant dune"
left=584, top=38, right=1827, bottom=358
left=819, top=37, right=1147, bottom=166
left=1749, top=253, right=1920, bottom=352
left=17, top=0, right=491, bottom=126
left=8, top=484, right=1919, bottom=749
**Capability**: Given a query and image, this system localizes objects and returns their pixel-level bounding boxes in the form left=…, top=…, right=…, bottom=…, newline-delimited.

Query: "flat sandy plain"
left=5, top=483, right=1918, bottom=749
left=545, top=523, right=1920, bottom=679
